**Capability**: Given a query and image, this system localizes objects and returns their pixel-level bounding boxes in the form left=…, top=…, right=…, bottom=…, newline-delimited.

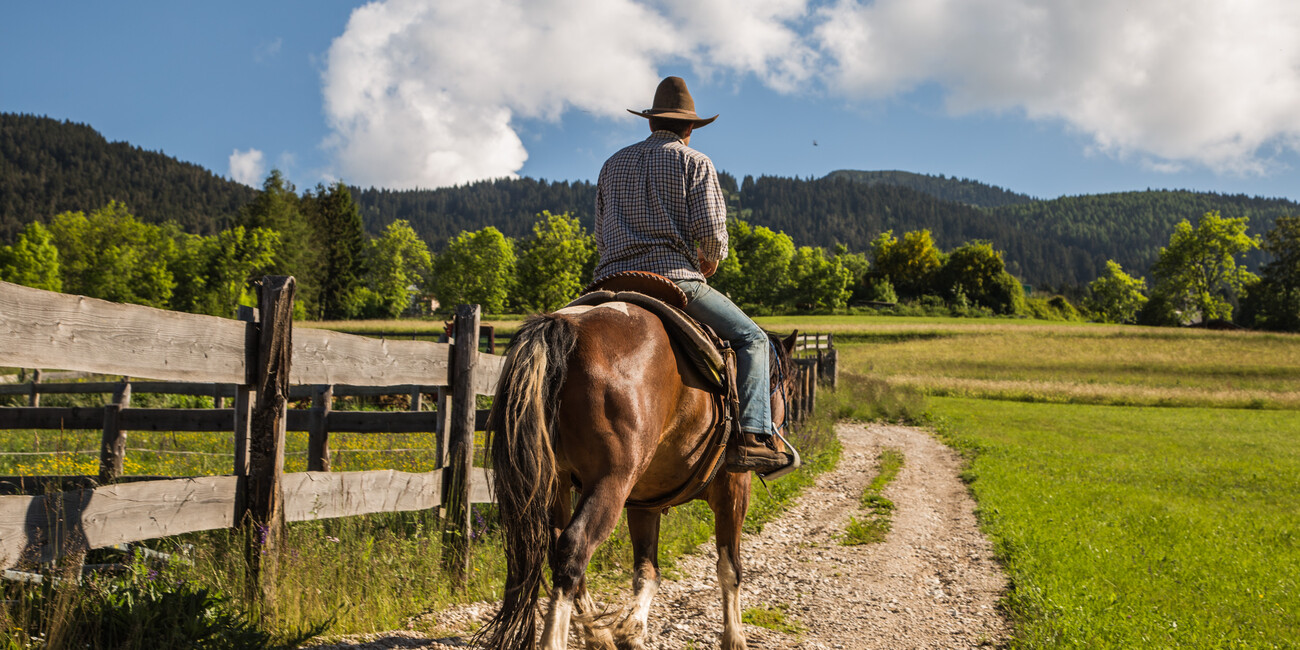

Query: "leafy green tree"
left=355, top=220, right=434, bottom=318
left=1086, top=260, right=1149, bottom=323
left=239, top=170, right=322, bottom=314
left=711, top=219, right=795, bottom=307
left=47, top=202, right=176, bottom=307
left=432, top=226, right=515, bottom=314
left=787, top=246, right=853, bottom=309
left=170, top=227, right=280, bottom=317
left=302, top=182, right=367, bottom=320
left=835, top=246, right=872, bottom=303
left=937, top=241, right=1025, bottom=314
left=870, top=229, right=944, bottom=298
left=1151, top=211, right=1258, bottom=322
left=1240, top=215, right=1300, bottom=331
left=0, top=222, right=62, bottom=291
left=514, top=211, right=595, bottom=312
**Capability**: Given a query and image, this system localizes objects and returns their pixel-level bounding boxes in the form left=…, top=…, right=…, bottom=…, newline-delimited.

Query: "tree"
left=303, top=182, right=366, bottom=320
left=936, top=241, right=1025, bottom=314
left=787, top=246, right=853, bottom=309
left=357, top=220, right=434, bottom=318
left=0, top=222, right=61, bottom=291
left=239, top=170, right=322, bottom=314
left=870, top=229, right=944, bottom=298
left=170, top=226, right=280, bottom=317
left=431, top=226, right=514, bottom=314
left=710, top=219, right=795, bottom=307
left=1151, top=211, right=1258, bottom=322
left=831, top=243, right=872, bottom=303
left=1240, top=215, right=1300, bottom=331
left=514, top=211, right=595, bottom=312
left=1086, top=260, right=1149, bottom=323
left=47, top=202, right=176, bottom=307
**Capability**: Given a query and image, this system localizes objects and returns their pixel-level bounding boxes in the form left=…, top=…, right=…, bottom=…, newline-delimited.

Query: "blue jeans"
left=675, top=280, right=771, bottom=436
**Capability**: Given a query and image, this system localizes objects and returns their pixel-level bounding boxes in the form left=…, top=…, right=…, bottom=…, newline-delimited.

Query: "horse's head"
left=768, top=329, right=799, bottom=441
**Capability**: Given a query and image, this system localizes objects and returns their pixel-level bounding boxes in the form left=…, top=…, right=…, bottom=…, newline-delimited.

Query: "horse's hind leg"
left=549, top=479, right=617, bottom=650
left=708, top=472, right=752, bottom=650
left=541, top=478, right=629, bottom=650
left=612, top=509, right=662, bottom=650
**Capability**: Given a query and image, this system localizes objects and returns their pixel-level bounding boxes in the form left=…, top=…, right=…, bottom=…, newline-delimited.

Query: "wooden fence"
left=0, top=279, right=835, bottom=598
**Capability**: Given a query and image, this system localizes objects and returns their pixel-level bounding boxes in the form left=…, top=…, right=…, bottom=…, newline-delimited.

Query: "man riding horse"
left=594, top=75, right=793, bottom=475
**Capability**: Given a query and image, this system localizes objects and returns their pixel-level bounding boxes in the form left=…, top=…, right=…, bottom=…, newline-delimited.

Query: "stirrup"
left=756, top=429, right=801, bottom=481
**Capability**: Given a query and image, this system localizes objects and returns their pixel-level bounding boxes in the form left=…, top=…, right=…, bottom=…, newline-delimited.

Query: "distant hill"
left=4, top=113, right=1298, bottom=290
left=0, top=113, right=255, bottom=240
left=824, top=169, right=1035, bottom=208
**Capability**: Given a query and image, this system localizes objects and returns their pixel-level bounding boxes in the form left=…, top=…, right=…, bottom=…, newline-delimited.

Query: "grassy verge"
left=930, top=397, right=1300, bottom=648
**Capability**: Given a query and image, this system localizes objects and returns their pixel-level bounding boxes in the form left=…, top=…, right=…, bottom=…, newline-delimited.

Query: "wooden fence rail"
left=0, top=278, right=499, bottom=599
left=0, top=278, right=835, bottom=599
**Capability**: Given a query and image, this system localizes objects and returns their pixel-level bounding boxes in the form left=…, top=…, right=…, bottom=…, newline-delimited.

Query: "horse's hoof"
left=720, top=630, right=748, bottom=650
left=612, top=618, right=646, bottom=650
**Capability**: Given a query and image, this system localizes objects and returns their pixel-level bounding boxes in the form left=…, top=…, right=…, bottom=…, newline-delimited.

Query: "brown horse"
left=477, top=301, right=796, bottom=650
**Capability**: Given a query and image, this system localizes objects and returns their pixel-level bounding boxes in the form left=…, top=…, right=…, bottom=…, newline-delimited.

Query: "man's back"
left=593, top=131, right=727, bottom=283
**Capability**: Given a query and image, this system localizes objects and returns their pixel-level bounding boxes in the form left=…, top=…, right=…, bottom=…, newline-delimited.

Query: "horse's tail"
left=477, top=313, right=578, bottom=650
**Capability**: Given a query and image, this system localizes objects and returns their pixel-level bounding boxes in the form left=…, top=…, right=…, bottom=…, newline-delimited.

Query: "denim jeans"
left=675, top=280, right=772, bottom=436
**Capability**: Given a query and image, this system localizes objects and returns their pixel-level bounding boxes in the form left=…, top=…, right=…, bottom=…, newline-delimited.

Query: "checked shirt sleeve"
left=688, top=157, right=729, bottom=262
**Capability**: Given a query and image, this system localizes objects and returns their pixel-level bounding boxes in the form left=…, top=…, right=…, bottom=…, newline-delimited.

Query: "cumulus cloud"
left=321, top=0, right=1300, bottom=187
left=813, top=0, right=1300, bottom=174
left=229, top=148, right=266, bottom=187
left=320, top=0, right=810, bottom=188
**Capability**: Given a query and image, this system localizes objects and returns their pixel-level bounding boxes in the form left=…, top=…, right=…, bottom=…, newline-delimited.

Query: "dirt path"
left=314, top=423, right=1010, bottom=649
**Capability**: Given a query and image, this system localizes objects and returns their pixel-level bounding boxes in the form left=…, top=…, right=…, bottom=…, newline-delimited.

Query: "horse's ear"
left=782, top=330, right=798, bottom=353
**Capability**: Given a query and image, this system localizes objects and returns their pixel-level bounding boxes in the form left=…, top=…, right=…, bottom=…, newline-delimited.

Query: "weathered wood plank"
left=0, top=281, right=249, bottom=384
left=0, top=382, right=240, bottom=398
left=119, top=408, right=234, bottom=432
left=283, top=470, right=441, bottom=522
left=474, top=353, right=506, bottom=396
left=290, top=329, right=451, bottom=388
left=0, top=476, right=239, bottom=568
left=0, top=407, right=102, bottom=430
left=307, top=385, right=332, bottom=472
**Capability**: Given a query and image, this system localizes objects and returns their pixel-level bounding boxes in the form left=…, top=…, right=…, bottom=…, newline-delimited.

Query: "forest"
left=1, top=111, right=1297, bottom=329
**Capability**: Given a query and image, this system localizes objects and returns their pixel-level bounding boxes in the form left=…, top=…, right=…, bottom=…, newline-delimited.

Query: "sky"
left=5, top=0, right=1300, bottom=202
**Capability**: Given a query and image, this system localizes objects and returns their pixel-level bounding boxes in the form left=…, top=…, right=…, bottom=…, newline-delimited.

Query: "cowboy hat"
left=627, top=76, right=718, bottom=128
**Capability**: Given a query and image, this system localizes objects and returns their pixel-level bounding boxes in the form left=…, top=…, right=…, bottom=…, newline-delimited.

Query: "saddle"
left=562, top=271, right=742, bottom=510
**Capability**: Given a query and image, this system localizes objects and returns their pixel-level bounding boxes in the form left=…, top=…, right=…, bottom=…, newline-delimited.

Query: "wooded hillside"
left=4, top=113, right=1297, bottom=289
left=0, top=114, right=255, bottom=240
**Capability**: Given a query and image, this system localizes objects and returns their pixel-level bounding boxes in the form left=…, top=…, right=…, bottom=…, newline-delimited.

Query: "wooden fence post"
left=441, top=304, right=480, bottom=583
left=234, top=306, right=256, bottom=477
left=244, top=276, right=295, bottom=609
left=410, top=386, right=423, bottom=412
left=308, top=385, right=333, bottom=472
left=98, top=380, right=131, bottom=483
left=28, top=369, right=40, bottom=407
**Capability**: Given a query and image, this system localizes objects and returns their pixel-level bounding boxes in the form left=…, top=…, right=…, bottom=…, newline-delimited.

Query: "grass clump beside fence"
left=931, top=397, right=1300, bottom=649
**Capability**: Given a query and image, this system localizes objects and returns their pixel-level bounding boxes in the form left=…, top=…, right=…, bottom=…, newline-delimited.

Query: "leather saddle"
left=572, top=271, right=729, bottom=393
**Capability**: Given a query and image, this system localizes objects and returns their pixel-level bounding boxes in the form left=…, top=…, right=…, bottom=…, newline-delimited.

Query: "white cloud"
left=320, top=0, right=810, bottom=189
left=320, top=0, right=1300, bottom=188
left=813, top=0, right=1300, bottom=174
left=229, top=148, right=266, bottom=187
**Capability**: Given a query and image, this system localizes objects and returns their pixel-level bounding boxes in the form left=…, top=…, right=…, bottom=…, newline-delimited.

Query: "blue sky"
left=5, top=0, right=1300, bottom=202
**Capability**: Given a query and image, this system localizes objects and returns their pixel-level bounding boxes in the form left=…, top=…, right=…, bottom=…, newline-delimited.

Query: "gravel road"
left=314, top=422, right=1010, bottom=649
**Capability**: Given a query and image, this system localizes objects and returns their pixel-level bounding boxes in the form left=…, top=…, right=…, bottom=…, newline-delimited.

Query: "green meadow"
left=827, top=316, right=1300, bottom=648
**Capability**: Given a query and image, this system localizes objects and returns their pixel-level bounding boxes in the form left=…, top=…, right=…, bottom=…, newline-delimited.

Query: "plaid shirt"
left=593, top=131, right=728, bottom=282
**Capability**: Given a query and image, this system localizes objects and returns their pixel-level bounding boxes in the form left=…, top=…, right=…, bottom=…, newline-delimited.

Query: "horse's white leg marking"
left=717, top=547, right=747, bottom=650
left=541, top=594, right=575, bottom=650
left=613, top=569, right=660, bottom=648
left=576, top=590, right=617, bottom=650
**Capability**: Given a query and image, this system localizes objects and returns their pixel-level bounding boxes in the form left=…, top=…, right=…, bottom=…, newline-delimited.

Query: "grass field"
left=815, top=315, right=1300, bottom=648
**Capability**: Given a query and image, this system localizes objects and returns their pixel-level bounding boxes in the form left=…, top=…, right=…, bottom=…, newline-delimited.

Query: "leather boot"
left=726, top=432, right=790, bottom=473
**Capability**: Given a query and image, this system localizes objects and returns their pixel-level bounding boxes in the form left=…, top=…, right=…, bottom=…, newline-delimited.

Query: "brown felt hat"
left=627, top=76, right=718, bottom=128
